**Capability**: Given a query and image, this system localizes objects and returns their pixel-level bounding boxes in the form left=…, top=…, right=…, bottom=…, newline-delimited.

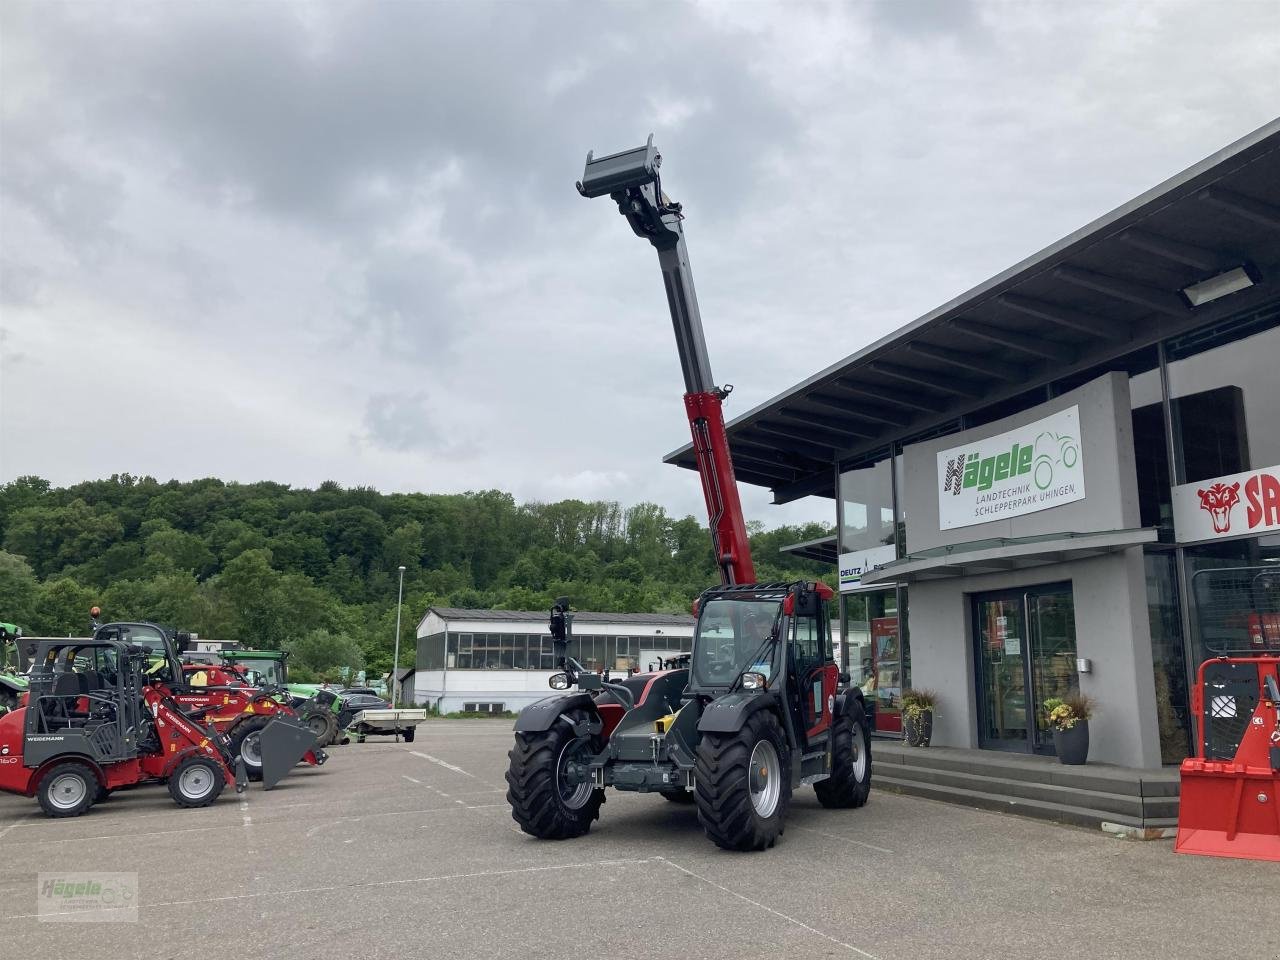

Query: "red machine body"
left=685, top=391, right=755, bottom=586
left=0, top=683, right=235, bottom=801
left=1175, top=655, right=1280, bottom=861
left=160, top=664, right=325, bottom=769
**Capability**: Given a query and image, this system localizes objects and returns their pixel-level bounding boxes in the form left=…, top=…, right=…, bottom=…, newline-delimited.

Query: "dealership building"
left=667, top=119, right=1280, bottom=770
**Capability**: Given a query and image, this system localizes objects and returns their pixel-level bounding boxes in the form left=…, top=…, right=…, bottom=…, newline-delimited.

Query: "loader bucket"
left=258, top=715, right=320, bottom=790
left=1175, top=762, right=1280, bottom=861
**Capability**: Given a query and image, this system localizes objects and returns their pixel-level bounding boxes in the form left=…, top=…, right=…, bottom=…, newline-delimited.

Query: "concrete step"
left=881, top=760, right=1179, bottom=822
left=876, top=772, right=1173, bottom=832
left=873, top=741, right=1180, bottom=799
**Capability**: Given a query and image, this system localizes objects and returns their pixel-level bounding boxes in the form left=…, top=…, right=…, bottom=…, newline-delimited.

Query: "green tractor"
left=0, top=622, right=30, bottom=714
left=215, top=649, right=342, bottom=747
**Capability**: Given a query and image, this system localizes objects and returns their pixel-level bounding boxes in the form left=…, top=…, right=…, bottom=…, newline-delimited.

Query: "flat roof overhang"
left=664, top=118, right=1280, bottom=504
left=779, top=534, right=839, bottom=565
left=859, top=528, right=1157, bottom=585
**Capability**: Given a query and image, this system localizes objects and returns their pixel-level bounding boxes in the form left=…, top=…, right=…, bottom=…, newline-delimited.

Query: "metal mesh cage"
left=1200, top=660, right=1260, bottom=760
left=1191, top=566, right=1280, bottom=655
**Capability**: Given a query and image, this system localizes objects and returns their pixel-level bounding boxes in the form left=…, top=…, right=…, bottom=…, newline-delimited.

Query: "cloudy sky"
left=2, top=1, right=1277, bottom=528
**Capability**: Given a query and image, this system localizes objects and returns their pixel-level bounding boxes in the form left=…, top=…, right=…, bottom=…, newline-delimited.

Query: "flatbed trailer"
left=348, top=708, right=429, bottom=742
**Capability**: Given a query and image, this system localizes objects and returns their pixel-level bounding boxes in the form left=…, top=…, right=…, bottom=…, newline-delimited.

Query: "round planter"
left=903, top=710, right=933, bottom=747
left=1052, top=719, right=1089, bottom=765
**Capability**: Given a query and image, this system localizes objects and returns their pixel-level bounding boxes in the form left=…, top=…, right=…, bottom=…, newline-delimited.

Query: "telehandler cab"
left=505, top=140, right=871, bottom=851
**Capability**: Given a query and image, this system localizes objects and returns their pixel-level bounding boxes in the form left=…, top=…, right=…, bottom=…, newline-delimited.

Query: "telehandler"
left=505, top=139, right=871, bottom=851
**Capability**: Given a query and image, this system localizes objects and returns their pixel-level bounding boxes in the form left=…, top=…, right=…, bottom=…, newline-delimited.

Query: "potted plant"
left=1044, top=693, right=1095, bottom=765
left=901, top=688, right=938, bottom=747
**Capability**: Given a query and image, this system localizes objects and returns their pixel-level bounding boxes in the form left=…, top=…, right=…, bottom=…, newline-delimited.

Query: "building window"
left=1167, top=310, right=1280, bottom=487
left=1144, top=548, right=1190, bottom=763
left=839, top=459, right=895, bottom=554
left=462, top=701, right=506, bottom=714
left=417, top=632, right=446, bottom=670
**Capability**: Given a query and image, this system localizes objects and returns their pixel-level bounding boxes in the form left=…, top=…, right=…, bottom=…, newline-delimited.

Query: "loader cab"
left=92, top=622, right=183, bottom=688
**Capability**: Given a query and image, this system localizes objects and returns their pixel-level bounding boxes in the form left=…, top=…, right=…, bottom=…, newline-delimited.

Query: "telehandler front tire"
left=506, top=707, right=604, bottom=839
left=695, top=709, right=791, bottom=851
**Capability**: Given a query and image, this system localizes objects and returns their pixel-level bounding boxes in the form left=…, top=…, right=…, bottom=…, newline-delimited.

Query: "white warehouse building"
left=406, top=604, right=856, bottom=715
left=407, top=607, right=696, bottom=714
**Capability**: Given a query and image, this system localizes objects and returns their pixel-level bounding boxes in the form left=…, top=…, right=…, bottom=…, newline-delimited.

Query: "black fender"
left=696, top=691, right=777, bottom=734
left=833, top=688, right=865, bottom=719
left=512, top=692, right=599, bottom=733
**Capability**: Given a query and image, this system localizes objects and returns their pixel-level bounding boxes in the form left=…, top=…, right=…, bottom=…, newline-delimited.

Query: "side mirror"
left=548, top=672, right=572, bottom=691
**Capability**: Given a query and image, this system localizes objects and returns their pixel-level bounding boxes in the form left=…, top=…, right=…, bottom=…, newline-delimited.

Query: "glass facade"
left=417, top=629, right=692, bottom=672
left=826, top=302, right=1279, bottom=757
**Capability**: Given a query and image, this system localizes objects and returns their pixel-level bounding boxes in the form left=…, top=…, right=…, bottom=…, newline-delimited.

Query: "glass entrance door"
left=973, top=584, right=1077, bottom=754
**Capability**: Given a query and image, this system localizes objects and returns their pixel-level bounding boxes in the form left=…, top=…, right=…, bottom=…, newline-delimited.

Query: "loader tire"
left=506, top=707, right=604, bottom=839
left=659, top=788, right=695, bottom=804
left=814, top=700, right=872, bottom=809
left=168, top=755, right=225, bottom=809
left=301, top=705, right=338, bottom=747
left=228, top=716, right=273, bottom=782
left=36, top=762, right=98, bottom=818
left=695, top=709, right=790, bottom=852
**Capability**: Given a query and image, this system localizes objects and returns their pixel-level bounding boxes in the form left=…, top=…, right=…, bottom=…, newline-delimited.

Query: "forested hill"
left=0, top=476, right=833, bottom=680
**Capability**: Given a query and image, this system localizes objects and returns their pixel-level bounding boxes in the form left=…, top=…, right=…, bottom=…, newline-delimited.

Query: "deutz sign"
left=936, top=405, right=1086, bottom=530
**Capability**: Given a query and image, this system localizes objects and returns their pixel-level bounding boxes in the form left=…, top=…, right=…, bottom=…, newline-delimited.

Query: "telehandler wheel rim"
left=747, top=742, right=783, bottom=814
left=306, top=715, right=329, bottom=738
left=179, top=763, right=217, bottom=801
left=748, top=740, right=782, bottom=818
left=851, top=725, right=867, bottom=782
left=241, top=732, right=263, bottom=769
left=48, top=772, right=90, bottom=812
left=555, top=739, right=594, bottom=810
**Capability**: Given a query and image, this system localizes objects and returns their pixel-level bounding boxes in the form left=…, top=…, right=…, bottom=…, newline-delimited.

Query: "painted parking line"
left=409, top=751, right=478, bottom=778
left=658, top=857, right=880, bottom=959
left=788, top=823, right=894, bottom=855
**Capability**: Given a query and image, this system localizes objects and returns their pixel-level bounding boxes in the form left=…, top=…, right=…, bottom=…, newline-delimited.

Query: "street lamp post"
left=392, top=565, right=406, bottom=708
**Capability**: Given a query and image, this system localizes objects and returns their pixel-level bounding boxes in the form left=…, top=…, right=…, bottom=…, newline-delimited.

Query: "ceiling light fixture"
left=1180, top=265, right=1259, bottom=307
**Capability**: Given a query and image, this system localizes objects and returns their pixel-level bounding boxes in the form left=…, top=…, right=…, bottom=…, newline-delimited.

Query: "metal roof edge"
left=664, top=117, right=1280, bottom=466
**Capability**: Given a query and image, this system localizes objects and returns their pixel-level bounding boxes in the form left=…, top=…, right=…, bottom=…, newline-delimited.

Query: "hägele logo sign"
left=936, top=405, right=1086, bottom=530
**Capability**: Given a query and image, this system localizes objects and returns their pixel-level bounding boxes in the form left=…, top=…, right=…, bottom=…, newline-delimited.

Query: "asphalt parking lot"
left=1, top=720, right=1275, bottom=960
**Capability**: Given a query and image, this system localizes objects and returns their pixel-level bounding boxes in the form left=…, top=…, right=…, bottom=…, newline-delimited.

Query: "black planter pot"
left=1052, top=720, right=1089, bottom=765
left=903, top=710, right=933, bottom=747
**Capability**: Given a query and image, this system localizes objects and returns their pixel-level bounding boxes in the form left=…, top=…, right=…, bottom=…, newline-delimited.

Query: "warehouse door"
left=973, top=584, right=1077, bottom=755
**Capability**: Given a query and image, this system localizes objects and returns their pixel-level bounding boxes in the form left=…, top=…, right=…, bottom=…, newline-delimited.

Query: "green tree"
left=0, top=550, right=39, bottom=627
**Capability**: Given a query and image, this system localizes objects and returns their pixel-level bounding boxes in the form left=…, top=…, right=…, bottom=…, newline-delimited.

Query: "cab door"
left=793, top=612, right=837, bottom=743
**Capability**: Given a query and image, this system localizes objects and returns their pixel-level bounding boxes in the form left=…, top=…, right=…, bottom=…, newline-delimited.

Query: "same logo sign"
left=1176, top=466, right=1280, bottom=540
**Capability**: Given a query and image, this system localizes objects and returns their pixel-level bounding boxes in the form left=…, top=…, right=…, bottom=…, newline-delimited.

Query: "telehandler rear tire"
left=506, top=707, right=604, bottom=839
left=695, top=710, right=791, bottom=851
left=814, top=700, right=872, bottom=809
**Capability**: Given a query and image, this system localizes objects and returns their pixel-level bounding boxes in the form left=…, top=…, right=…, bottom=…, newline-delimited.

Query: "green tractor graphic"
left=1032, top=431, right=1079, bottom=491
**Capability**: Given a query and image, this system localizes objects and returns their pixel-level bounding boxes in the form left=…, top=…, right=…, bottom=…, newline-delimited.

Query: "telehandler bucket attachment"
left=258, top=715, right=320, bottom=790
left=1176, top=658, right=1280, bottom=862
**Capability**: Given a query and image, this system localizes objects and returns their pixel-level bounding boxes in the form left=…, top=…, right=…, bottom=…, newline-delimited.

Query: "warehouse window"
left=462, top=701, right=506, bottom=714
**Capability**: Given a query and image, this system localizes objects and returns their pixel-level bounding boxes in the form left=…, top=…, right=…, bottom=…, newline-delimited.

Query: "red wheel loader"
left=92, top=620, right=327, bottom=787
left=504, top=139, right=870, bottom=851
left=1176, top=566, right=1280, bottom=861
left=0, top=636, right=246, bottom=817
